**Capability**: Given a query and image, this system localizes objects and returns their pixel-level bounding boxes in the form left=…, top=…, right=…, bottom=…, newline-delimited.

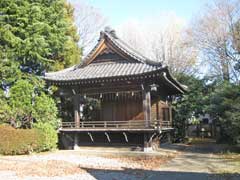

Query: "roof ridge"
left=104, top=31, right=148, bottom=62
left=77, top=27, right=162, bottom=68
left=103, top=28, right=162, bottom=66
left=88, top=61, right=149, bottom=66
left=45, top=65, right=76, bottom=75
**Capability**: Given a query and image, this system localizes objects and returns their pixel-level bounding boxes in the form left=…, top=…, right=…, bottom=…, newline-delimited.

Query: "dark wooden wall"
left=100, top=100, right=144, bottom=121
left=99, top=98, right=170, bottom=121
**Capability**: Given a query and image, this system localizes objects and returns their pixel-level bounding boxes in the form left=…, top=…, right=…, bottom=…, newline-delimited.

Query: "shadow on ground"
left=82, top=167, right=240, bottom=180
left=160, top=139, right=240, bottom=154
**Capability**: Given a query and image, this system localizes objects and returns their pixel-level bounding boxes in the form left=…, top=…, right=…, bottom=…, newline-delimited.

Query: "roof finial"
left=104, top=26, right=117, bottom=38
left=104, top=26, right=112, bottom=32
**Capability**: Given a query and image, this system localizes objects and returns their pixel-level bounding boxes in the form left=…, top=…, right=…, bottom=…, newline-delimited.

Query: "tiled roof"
left=45, top=27, right=163, bottom=82
left=44, top=27, right=186, bottom=94
left=44, top=29, right=185, bottom=93
left=45, top=62, right=161, bottom=81
left=77, top=27, right=162, bottom=68
left=102, top=29, right=160, bottom=66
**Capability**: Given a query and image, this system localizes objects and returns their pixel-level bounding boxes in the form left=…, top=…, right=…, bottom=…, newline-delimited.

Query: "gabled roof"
left=45, top=27, right=163, bottom=81
left=45, top=63, right=160, bottom=81
left=44, top=27, right=186, bottom=94
left=78, top=27, right=162, bottom=67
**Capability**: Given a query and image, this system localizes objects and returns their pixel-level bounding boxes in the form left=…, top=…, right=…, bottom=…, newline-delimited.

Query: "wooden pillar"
left=73, top=94, right=80, bottom=128
left=156, top=101, right=159, bottom=120
left=169, top=103, right=173, bottom=127
left=73, top=94, right=80, bottom=150
left=142, top=85, right=151, bottom=128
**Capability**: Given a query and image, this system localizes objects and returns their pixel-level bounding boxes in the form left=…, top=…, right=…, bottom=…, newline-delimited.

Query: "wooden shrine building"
left=44, top=27, right=186, bottom=151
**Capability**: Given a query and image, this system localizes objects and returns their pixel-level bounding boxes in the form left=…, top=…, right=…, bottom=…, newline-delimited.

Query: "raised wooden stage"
left=45, top=28, right=186, bottom=151
left=60, top=120, right=172, bottom=132
left=59, top=120, right=174, bottom=151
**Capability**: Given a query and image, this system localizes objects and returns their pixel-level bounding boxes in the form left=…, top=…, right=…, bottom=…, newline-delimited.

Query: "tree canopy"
left=208, top=82, right=240, bottom=144
left=172, top=74, right=210, bottom=139
left=173, top=72, right=240, bottom=144
left=0, top=0, right=81, bottom=75
left=0, top=0, right=81, bottom=129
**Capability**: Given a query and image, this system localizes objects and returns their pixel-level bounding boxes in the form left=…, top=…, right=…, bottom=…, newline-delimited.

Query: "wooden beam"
left=123, top=132, right=128, bottom=142
left=85, top=39, right=107, bottom=66
left=59, top=128, right=173, bottom=132
left=87, top=132, right=94, bottom=142
left=105, top=132, right=111, bottom=142
left=79, top=84, right=142, bottom=95
left=142, top=85, right=151, bottom=128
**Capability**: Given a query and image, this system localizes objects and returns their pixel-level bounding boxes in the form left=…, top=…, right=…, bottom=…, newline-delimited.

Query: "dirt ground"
left=0, top=139, right=239, bottom=180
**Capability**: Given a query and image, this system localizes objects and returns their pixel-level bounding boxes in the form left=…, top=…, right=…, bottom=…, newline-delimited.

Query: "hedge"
left=0, top=124, right=57, bottom=155
left=34, top=122, right=58, bottom=151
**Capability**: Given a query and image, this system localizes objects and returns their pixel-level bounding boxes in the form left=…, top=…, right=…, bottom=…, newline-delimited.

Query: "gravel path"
left=0, top=143, right=239, bottom=180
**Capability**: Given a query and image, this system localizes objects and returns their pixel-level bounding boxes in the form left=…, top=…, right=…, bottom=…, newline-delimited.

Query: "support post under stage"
left=73, top=133, right=80, bottom=150
left=142, top=85, right=153, bottom=152
left=143, top=133, right=153, bottom=152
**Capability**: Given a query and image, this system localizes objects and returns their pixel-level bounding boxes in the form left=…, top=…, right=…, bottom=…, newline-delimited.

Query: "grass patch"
left=187, top=137, right=216, bottom=145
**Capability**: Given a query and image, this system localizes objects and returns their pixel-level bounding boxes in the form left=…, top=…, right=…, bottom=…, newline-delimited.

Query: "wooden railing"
left=61, top=120, right=171, bottom=129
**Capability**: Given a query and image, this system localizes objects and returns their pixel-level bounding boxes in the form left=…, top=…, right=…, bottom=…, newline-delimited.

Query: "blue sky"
left=76, top=0, right=209, bottom=27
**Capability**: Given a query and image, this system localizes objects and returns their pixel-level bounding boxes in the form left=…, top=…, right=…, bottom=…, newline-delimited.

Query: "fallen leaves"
left=101, top=154, right=176, bottom=170
left=0, top=159, right=84, bottom=177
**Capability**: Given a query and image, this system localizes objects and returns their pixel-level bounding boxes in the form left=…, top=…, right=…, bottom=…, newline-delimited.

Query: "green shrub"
left=0, top=90, right=12, bottom=123
left=9, top=80, right=35, bottom=117
left=5, top=79, right=59, bottom=129
left=33, top=93, right=59, bottom=128
left=34, top=122, right=58, bottom=150
left=0, top=124, right=57, bottom=155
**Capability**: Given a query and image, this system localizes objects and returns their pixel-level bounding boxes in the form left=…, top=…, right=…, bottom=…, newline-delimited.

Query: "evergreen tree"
left=0, top=0, right=80, bottom=128
left=172, top=74, right=209, bottom=139
left=173, top=74, right=240, bottom=144
left=0, top=0, right=81, bottom=75
left=208, top=82, right=240, bottom=144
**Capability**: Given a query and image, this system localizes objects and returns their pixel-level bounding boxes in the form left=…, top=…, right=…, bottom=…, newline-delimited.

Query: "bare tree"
left=191, top=0, right=240, bottom=83
left=70, top=0, right=107, bottom=55
left=117, top=14, right=198, bottom=75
